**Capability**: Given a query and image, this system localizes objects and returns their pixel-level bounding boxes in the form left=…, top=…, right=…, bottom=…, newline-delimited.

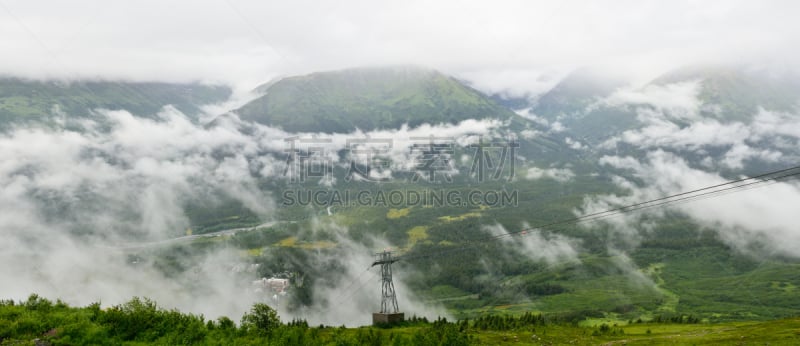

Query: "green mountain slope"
left=235, top=66, right=516, bottom=133
left=528, top=68, right=638, bottom=144
left=533, top=68, right=629, bottom=119
left=3, top=65, right=797, bottom=329
left=527, top=65, right=800, bottom=145
left=0, top=78, right=232, bottom=126
left=652, top=65, right=800, bottom=122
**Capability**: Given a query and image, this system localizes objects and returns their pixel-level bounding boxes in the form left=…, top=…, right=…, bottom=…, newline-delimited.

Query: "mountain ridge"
left=0, top=77, right=232, bottom=127
left=235, top=66, right=518, bottom=133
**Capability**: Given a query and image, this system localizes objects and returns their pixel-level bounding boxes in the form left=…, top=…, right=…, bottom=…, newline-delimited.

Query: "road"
left=108, top=221, right=285, bottom=250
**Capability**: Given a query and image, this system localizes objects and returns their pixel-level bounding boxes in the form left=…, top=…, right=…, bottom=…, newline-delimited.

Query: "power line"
left=332, top=267, right=379, bottom=310
left=579, top=166, right=797, bottom=219
left=560, top=170, right=800, bottom=229
left=400, top=164, right=800, bottom=262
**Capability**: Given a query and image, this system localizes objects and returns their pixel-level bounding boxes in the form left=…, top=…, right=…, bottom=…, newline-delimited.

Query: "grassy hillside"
left=164, top=175, right=800, bottom=326
left=528, top=69, right=640, bottom=144
left=235, top=66, right=517, bottom=133
left=526, top=65, right=800, bottom=146
left=0, top=78, right=231, bottom=126
left=533, top=68, right=628, bottom=118
left=1, top=295, right=797, bottom=345
left=4, top=65, right=798, bottom=343
left=652, top=65, right=800, bottom=122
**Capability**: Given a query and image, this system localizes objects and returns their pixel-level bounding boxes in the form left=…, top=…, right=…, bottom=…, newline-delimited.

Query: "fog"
left=483, top=223, right=581, bottom=265
left=2, top=0, right=800, bottom=327
left=2, top=1, right=800, bottom=94
left=0, top=102, right=508, bottom=323
left=578, top=76, right=800, bottom=258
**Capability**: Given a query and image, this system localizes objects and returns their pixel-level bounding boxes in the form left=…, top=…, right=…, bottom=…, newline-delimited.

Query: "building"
left=252, top=277, right=290, bottom=294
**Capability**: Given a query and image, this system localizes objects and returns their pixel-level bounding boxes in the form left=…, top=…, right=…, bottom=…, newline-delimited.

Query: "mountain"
left=235, top=66, right=517, bottom=133
left=533, top=68, right=629, bottom=118
left=652, top=65, right=800, bottom=122
left=527, top=65, right=800, bottom=147
left=4, top=64, right=799, bottom=329
left=0, top=78, right=232, bottom=126
left=528, top=68, right=637, bottom=144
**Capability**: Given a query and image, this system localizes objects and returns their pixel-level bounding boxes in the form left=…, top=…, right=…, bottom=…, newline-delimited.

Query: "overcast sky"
left=1, top=0, right=798, bottom=94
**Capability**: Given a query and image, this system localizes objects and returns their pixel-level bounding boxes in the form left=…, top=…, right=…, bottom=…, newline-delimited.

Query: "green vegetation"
left=653, top=65, right=800, bottom=122
left=1, top=295, right=798, bottom=345
left=193, top=187, right=800, bottom=324
left=235, top=66, right=517, bottom=133
left=0, top=78, right=231, bottom=127
left=4, top=65, right=800, bottom=344
left=0, top=295, right=470, bottom=345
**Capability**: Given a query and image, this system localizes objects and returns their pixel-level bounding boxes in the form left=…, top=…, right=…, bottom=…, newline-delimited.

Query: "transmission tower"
left=371, top=250, right=404, bottom=324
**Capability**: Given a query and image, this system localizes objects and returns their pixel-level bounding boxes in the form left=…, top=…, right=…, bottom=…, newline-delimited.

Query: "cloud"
left=525, top=166, right=575, bottom=183
left=519, top=128, right=540, bottom=139
left=549, top=121, right=566, bottom=133
left=613, top=117, right=748, bottom=150
left=600, top=81, right=702, bottom=120
left=483, top=223, right=581, bottom=264
left=277, top=219, right=449, bottom=326
left=247, top=117, right=504, bottom=182
left=0, top=103, right=503, bottom=323
left=0, top=106, right=283, bottom=319
left=581, top=150, right=800, bottom=258
left=2, top=1, right=800, bottom=94
left=564, top=137, right=584, bottom=150
left=609, top=251, right=658, bottom=289
left=599, top=80, right=800, bottom=169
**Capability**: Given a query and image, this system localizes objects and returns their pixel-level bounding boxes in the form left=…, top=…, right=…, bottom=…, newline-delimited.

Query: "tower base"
left=372, top=312, right=404, bottom=325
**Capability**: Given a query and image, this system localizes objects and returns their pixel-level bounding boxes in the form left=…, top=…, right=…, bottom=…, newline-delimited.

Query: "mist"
left=578, top=75, right=800, bottom=259
left=2, top=0, right=800, bottom=334
left=2, top=1, right=800, bottom=95
left=0, top=101, right=509, bottom=324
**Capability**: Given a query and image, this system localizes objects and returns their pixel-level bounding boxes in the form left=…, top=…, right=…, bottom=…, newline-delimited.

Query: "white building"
left=252, top=277, right=290, bottom=294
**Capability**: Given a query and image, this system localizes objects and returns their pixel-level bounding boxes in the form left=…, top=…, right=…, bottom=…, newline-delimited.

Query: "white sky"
left=1, top=0, right=798, bottom=94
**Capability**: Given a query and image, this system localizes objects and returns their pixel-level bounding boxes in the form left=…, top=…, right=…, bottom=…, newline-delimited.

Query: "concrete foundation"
left=372, top=312, right=404, bottom=325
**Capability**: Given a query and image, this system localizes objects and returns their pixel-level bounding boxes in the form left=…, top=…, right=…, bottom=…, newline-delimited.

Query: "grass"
left=0, top=78, right=231, bottom=126
left=643, top=263, right=680, bottom=313
left=406, top=226, right=430, bottom=247
left=266, top=193, right=800, bottom=324
left=275, top=236, right=337, bottom=250
left=236, top=66, right=517, bottom=133
left=242, top=248, right=264, bottom=257
left=438, top=211, right=482, bottom=223
left=387, top=207, right=411, bottom=219
left=325, top=318, right=800, bottom=345
left=455, top=318, right=800, bottom=345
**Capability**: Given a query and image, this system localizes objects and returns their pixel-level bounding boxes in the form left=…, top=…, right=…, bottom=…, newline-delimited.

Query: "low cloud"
left=580, top=150, right=800, bottom=258
left=599, top=79, right=800, bottom=169
left=3, top=1, right=800, bottom=96
left=599, top=81, right=702, bottom=120
left=525, top=166, right=575, bottom=183
left=564, top=137, right=584, bottom=150
left=483, top=223, right=581, bottom=265
left=280, top=219, right=448, bottom=326
left=0, top=104, right=495, bottom=323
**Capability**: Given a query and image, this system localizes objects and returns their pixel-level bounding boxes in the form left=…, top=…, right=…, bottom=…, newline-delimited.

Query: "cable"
left=335, top=266, right=373, bottom=297
left=400, top=165, right=800, bottom=262
left=492, top=167, right=800, bottom=241
left=331, top=267, right=379, bottom=310
left=558, top=164, right=800, bottom=224
left=563, top=171, right=800, bottom=229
